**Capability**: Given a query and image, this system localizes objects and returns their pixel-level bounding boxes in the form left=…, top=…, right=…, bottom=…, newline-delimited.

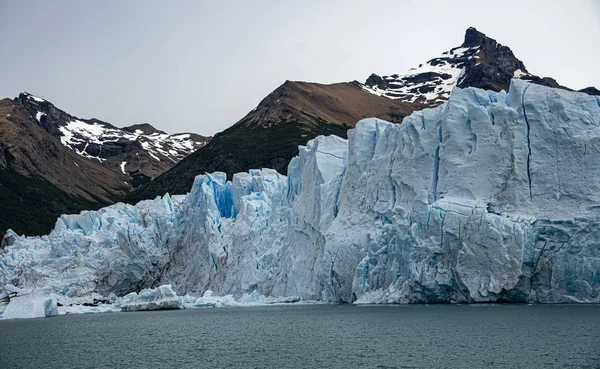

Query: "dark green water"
left=1, top=304, right=599, bottom=368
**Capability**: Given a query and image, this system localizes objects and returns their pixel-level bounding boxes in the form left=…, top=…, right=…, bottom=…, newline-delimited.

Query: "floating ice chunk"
left=2, top=285, right=58, bottom=319
left=237, top=290, right=263, bottom=304
left=59, top=304, right=118, bottom=315
left=189, top=290, right=238, bottom=308
left=184, top=290, right=302, bottom=308
left=266, top=296, right=302, bottom=304
left=117, top=285, right=183, bottom=312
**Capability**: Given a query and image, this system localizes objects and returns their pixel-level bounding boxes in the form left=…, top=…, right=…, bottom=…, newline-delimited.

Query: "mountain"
left=127, top=81, right=419, bottom=202
left=0, top=98, right=128, bottom=237
left=4, top=81, right=600, bottom=304
left=362, top=27, right=572, bottom=103
left=130, top=27, right=599, bottom=203
left=579, top=87, right=600, bottom=96
left=0, top=93, right=210, bottom=237
left=18, top=93, right=210, bottom=186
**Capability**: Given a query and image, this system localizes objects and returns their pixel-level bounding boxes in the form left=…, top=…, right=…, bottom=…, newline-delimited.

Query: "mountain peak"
left=360, top=27, right=593, bottom=104
left=122, top=123, right=163, bottom=135
left=462, top=27, right=488, bottom=47
left=19, top=92, right=47, bottom=104
left=578, top=87, right=600, bottom=96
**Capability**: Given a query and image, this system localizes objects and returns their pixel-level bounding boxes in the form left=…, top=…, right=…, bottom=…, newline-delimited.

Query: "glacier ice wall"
left=2, top=79, right=600, bottom=303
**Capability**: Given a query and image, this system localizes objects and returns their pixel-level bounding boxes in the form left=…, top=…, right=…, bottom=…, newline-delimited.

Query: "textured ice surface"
left=2, top=80, right=600, bottom=305
left=2, top=285, right=58, bottom=319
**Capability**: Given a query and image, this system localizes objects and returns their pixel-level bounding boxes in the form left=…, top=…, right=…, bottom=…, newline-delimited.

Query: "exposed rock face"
left=3, top=81, right=600, bottom=304
left=363, top=27, right=594, bottom=103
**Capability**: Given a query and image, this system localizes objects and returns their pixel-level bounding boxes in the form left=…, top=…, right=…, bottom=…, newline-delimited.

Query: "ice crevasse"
left=2, top=79, right=600, bottom=304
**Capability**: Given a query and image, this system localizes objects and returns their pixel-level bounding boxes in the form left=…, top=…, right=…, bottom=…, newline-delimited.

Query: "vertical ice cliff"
left=2, top=80, right=600, bottom=304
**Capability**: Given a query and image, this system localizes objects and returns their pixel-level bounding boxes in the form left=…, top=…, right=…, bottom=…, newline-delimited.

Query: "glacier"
left=1, top=79, right=600, bottom=309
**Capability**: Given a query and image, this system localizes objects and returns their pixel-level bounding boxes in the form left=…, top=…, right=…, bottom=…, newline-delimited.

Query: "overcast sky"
left=1, top=0, right=598, bottom=136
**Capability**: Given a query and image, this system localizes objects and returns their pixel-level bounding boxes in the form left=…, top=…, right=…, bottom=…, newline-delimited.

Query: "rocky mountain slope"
left=0, top=94, right=209, bottom=237
left=128, top=81, right=419, bottom=202
left=130, top=27, right=599, bottom=203
left=0, top=98, right=128, bottom=237
left=4, top=81, right=600, bottom=304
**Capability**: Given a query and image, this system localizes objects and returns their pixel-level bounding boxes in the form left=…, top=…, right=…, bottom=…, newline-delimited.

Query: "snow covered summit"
left=2, top=80, right=600, bottom=305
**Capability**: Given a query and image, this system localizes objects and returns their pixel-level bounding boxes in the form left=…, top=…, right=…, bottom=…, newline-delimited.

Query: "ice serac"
left=1, top=80, right=600, bottom=305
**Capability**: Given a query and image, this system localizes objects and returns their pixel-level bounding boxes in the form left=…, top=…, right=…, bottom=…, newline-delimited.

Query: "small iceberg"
left=1, top=284, right=59, bottom=320
left=117, top=285, right=183, bottom=312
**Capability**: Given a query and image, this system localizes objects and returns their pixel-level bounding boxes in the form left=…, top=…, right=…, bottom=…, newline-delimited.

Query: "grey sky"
left=1, top=0, right=598, bottom=136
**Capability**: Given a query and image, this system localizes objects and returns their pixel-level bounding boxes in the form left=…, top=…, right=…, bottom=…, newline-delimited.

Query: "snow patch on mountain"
left=362, top=46, right=480, bottom=103
left=58, top=120, right=109, bottom=162
left=513, top=69, right=529, bottom=79
left=26, top=94, right=45, bottom=103
left=19, top=92, right=208, bottom=168
left=57, top=120, right=206, bottom=163
left=361, top=28, right=549, bottom=105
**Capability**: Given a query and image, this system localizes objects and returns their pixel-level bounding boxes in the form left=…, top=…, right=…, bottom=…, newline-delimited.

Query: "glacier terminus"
left=2, top=79, right=600, bottom=318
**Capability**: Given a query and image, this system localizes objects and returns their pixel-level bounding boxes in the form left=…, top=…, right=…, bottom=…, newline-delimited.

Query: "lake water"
left=1, top=304, right=599, bottom=368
